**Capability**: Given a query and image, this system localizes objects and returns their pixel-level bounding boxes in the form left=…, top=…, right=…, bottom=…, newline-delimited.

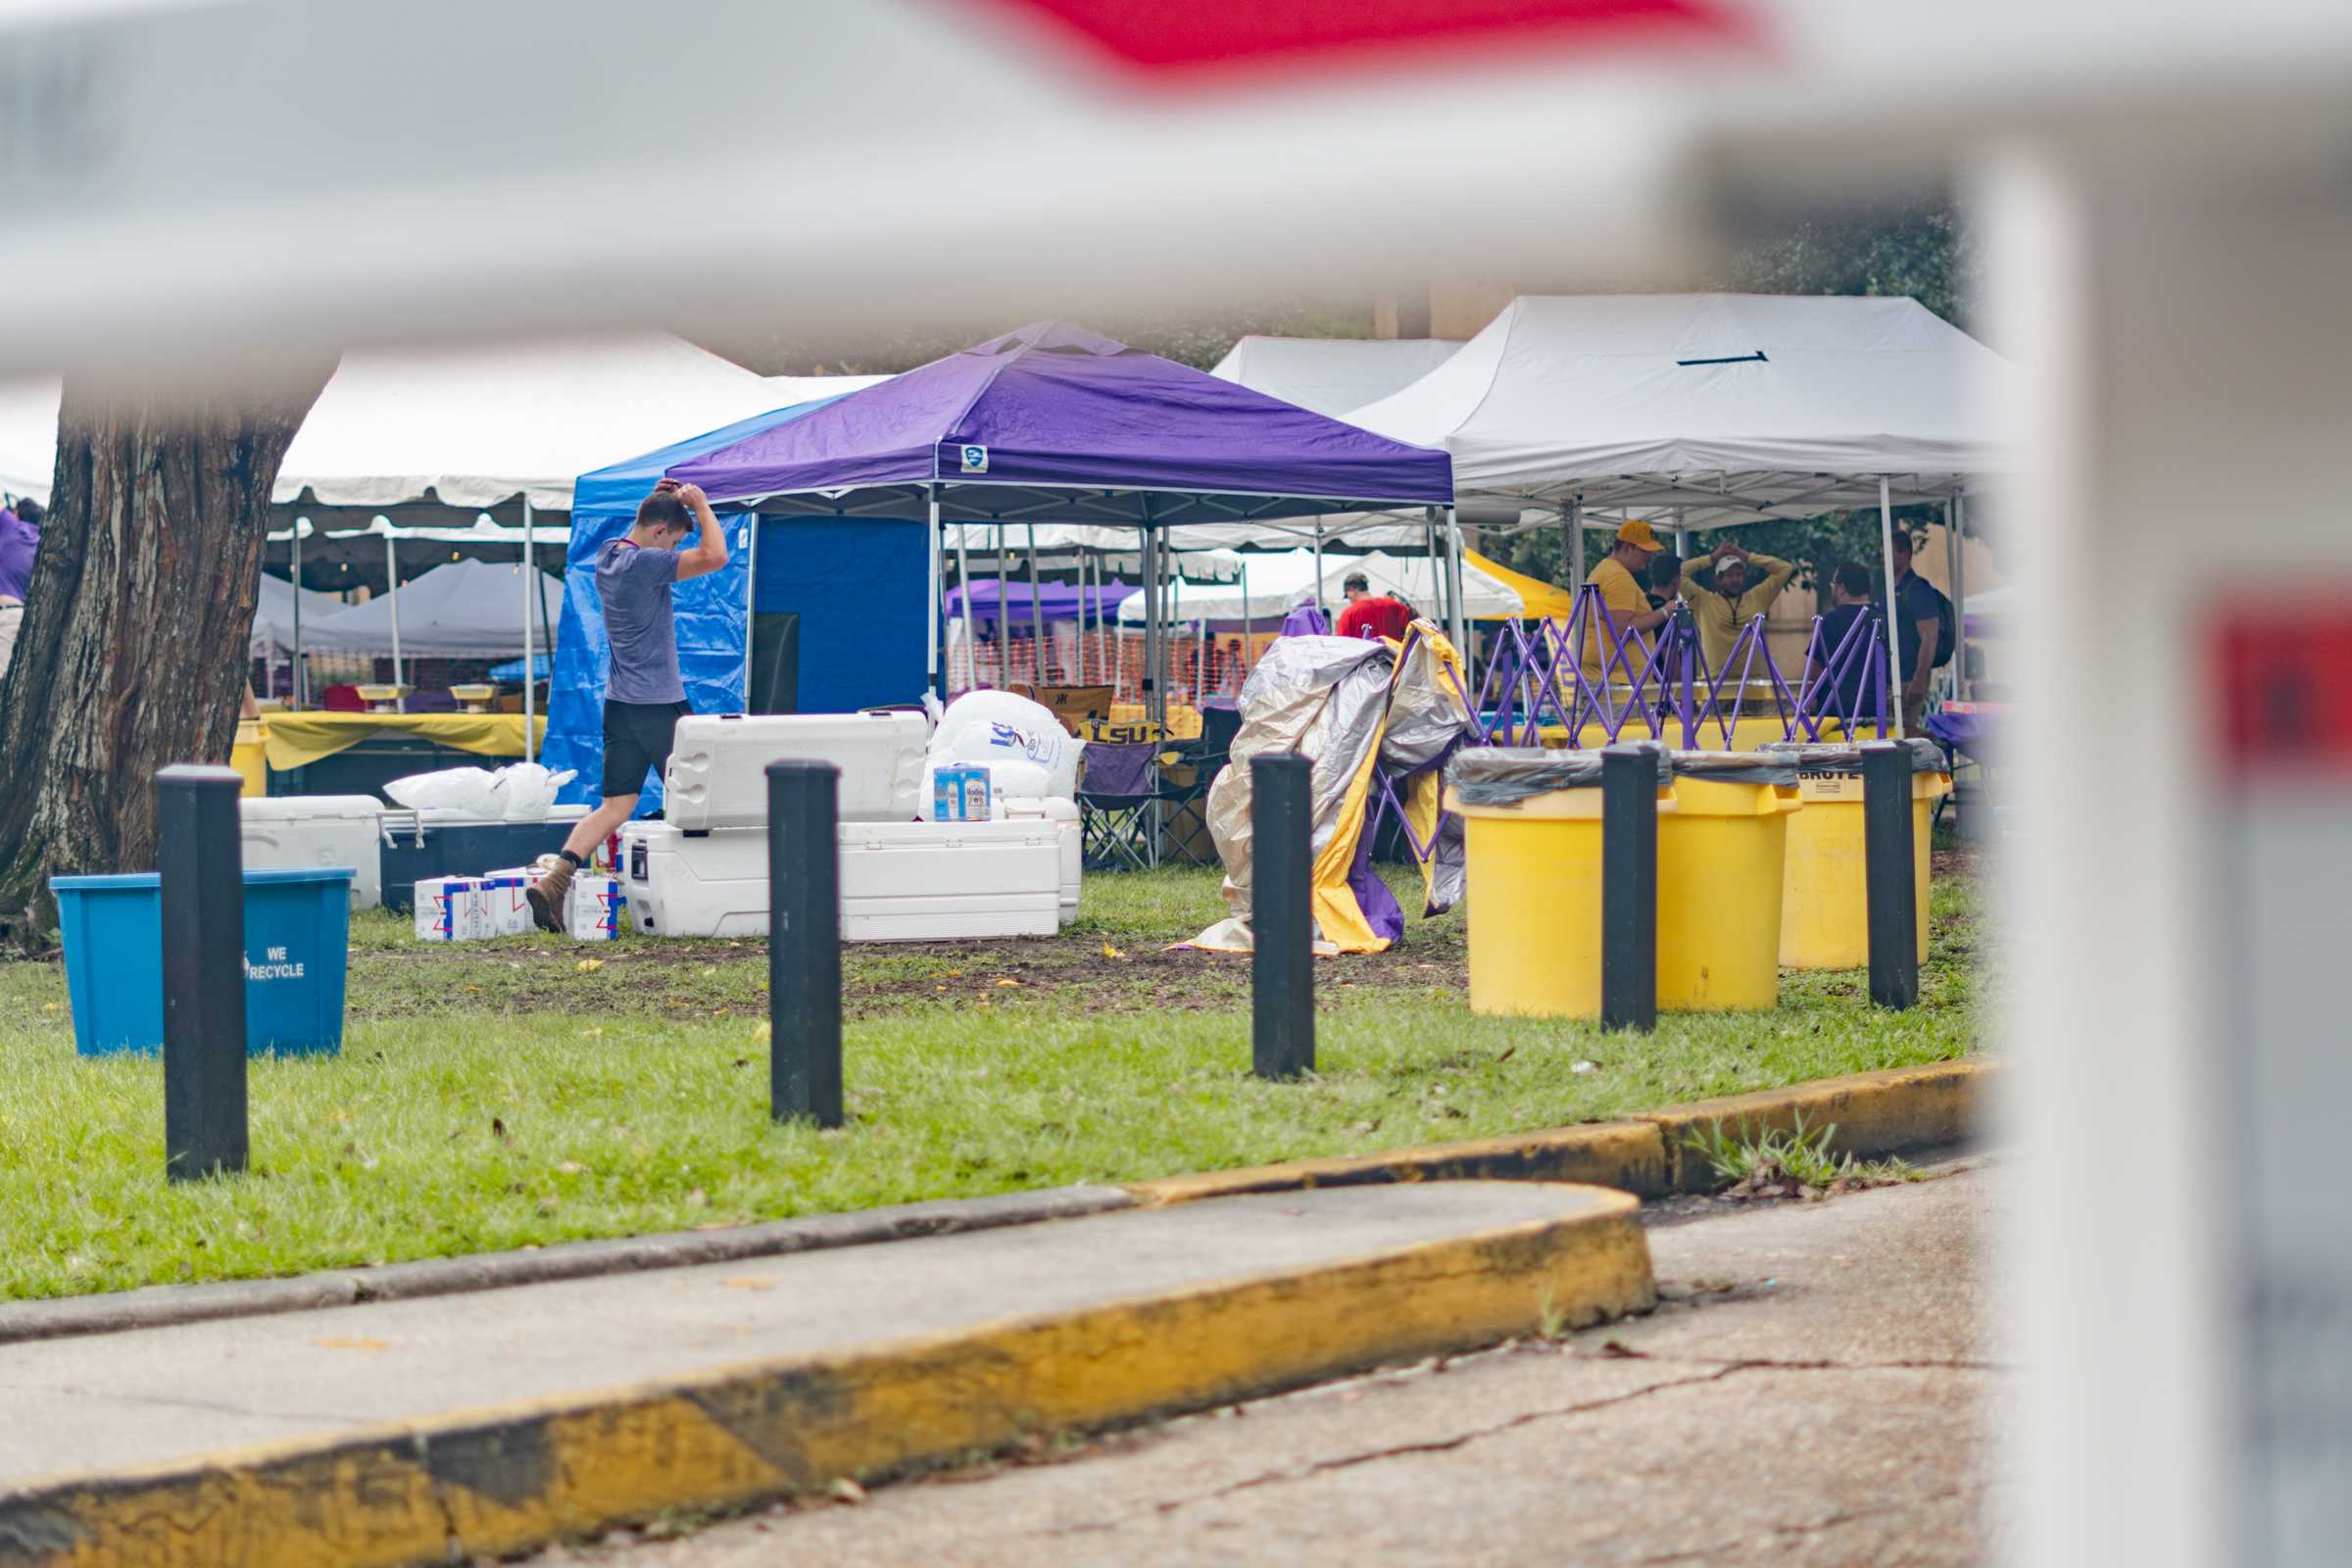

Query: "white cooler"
left=622, top=819, right=1062, bottom=942
left=240, top=796, right=384, bottom=908
left=662, top=711, right=928, bottom=830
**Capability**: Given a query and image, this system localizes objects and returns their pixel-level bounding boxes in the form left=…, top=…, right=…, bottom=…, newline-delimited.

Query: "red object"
left=320, top=684, right=366, bottom=713
left=989, top=0, right=1748, bottom=77
left=2214, top=605, right=2352, bottom=776
left=1337, top=595, right=1415, bottom=644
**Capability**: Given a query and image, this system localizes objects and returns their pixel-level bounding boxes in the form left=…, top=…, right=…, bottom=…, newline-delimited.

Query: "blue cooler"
left=50, top=867, right=355, bottom=1057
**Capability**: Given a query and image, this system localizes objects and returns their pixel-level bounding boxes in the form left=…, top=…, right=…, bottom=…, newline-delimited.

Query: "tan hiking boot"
left=527, top=857, right=574, bottom=934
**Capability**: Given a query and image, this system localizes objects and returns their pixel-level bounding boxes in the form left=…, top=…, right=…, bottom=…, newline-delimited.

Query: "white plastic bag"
left=494, top=762, right=577, bottom=820
left=927, top=691, right=1083, bottom=799
left=383, top=766, right=507, bottom=817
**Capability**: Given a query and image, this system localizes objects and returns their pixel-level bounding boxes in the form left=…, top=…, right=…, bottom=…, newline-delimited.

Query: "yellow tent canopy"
left=1465, top=548, right=1579, bottom=621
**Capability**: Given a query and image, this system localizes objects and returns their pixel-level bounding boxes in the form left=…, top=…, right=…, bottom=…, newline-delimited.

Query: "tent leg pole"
left=521, top=496, right=535, bottom=761
left=291, top=520, right=304, bottom=710
left=995, top=521, right=1009, bottom=691
left=1445, top=506, right=1470, bottom=685
left=1948, top=495, right=1968, bottom=703
left=953, top=526, right=972, bottom=695
left=1313, top=522, right=1325, bottom=622
left=1878, top=476, right=1904, bottom=740
left=743, top=511, right=760, bottom=710
left=1569, top=498, right=1585, bottom=583
left=383, top=528, right=404, bottom=712
left=926, top=485, right=944, bottom=702
left=1240, top=561, right=1251, bottom=692
left=1026, top=521, right=1046, bottom=690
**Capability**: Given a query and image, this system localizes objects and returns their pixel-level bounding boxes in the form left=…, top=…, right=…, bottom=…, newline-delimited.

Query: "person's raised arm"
left=671, top=483, right=729, bottom=581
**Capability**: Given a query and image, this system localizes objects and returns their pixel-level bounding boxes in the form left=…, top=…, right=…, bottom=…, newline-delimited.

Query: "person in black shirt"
left=1807, top=562, right=1893, bottom=729
left=1889, top=529, right=1949, bottom=730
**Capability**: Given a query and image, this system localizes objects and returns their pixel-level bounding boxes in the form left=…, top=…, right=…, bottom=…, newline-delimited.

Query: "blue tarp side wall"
left=547, top=399, right=844, bottom=811
left=754, top=516, right=929, bottom=716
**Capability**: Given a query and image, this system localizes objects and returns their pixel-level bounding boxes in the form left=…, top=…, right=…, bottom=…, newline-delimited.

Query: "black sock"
left=559, top=849, right=584, bottom=868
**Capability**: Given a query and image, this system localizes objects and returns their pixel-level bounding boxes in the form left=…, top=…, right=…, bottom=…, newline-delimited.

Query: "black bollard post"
left=157, top=764, right=249, bottom=1181
left=1250, top=753, right=1315, bottom=1080
left=1599, top=744, right=1657, bottom=1033
left=1863, top=741, right=1919, bottom=1010
left=767, top=760, right=843, bottom=1127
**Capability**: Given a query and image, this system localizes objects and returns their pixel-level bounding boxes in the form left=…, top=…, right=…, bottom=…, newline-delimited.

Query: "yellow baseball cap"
left=1615, top=518, right=1664, bottom=553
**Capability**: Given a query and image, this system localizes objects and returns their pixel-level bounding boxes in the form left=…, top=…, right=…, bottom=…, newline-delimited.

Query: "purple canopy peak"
left=964, top=320, right=1132, bottom=360
left=669, top=319, right=1453, bottom=526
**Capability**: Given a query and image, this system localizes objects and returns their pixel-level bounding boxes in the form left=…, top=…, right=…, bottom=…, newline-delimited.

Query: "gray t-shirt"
left=596, top=539, right=685, bottom=705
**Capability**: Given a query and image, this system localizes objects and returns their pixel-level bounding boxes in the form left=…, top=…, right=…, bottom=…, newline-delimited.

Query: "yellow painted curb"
left=1126, top=1120, right=1667, bottom=1206
left=0, top=1192, right=1653, bottom=1568
left=1640, top=1058, right=1996, bottom=1194
left=1124, top=1058, right=1997, bottom=1206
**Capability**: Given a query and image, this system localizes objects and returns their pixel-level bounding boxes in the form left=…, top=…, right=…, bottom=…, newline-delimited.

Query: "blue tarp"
left=754, top=516, right=929, bottom=718
left=489, top=654, right=553, bottom=684
left=545, top=399, right=842, bottom=810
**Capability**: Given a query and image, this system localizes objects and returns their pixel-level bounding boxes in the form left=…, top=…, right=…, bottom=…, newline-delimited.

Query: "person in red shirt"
left=1334, top=571, right=1414, bottom=643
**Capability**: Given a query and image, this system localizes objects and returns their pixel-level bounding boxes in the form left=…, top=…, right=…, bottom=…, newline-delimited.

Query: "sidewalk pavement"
left=0, top=1182, right=1652, bottom=1568
left=573, top=1161, right=2005, bottom=1568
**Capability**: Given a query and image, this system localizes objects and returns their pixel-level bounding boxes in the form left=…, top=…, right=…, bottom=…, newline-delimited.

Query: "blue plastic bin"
left=50, top=867, right=355, bottom=1057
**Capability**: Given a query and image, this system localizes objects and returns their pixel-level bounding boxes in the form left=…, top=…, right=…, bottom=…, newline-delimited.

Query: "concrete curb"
left=0, top=1186, right=1133, bottom=1348
left=0, top=1188, right=1654, bottom=1568
left=1125, top=1058, right=1995, bottom=1206
left=1636, top=1059, right=1994, bottom=1194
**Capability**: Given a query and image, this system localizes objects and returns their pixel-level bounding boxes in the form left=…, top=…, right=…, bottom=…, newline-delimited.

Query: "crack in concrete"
left=1050, top=1363, right=1759, bottom=1535
left=1621, top=1483, right=1982, bottom=1564
left=1581, top=1350, right=2006, bottom=1373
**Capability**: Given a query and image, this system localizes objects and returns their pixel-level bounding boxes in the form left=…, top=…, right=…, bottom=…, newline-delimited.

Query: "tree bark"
left=0, top=363, right=334, bottom=948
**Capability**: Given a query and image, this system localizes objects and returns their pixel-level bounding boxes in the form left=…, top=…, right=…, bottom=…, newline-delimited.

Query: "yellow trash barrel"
left=1767, top=740, right=1951, bottom=969
left=1446, top=750, right=1665, bottom=1019
left=1655, top=764, right=1802, bottom=1011
left=231, top=718, right=269, bottom=798
left=1448, top=748, right=1797, bottom=1017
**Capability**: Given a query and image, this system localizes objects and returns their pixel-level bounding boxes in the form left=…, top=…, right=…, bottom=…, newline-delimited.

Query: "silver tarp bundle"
left=1186, top=624, right=1480, bottom=955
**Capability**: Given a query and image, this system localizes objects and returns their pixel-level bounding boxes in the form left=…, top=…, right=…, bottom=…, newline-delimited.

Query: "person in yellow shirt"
left=1681, top=538, right=1796, bottom=675
left=1579, top=518, right=1678, bottom=685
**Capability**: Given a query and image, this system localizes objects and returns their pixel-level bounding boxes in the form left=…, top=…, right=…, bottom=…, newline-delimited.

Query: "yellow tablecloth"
left=258, top=712, right=548, bottom=772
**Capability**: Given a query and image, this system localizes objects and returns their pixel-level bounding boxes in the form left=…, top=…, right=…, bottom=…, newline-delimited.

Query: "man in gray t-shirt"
left=529, top=479, right=729, bottom=930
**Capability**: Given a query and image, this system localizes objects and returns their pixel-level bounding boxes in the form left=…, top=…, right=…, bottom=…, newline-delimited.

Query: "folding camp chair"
left=1076, top=740, right=1165, bottom=870
left=1156, top=704, right=1243, bottom=865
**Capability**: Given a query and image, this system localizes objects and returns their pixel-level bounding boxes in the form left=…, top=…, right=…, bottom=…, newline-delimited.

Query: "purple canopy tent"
left=945, top=577, right=1133, bottom=633
left=668, top=321, right=1454, bottom=724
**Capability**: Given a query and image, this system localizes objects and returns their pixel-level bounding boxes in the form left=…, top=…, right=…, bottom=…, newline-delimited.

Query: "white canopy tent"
left=272, top=333, right=782, bottom=527
left=1115, top=548, right=1522, bottom=627
left=302, top=559, right=562, bottom=660
left=1209, top=336, right=1463, bottom=418
left=1349, top=294, right=2015, bottom=729
left=1346, top=294, right=2011, bottom=522
left=250, top=572, right=344, bottom=657
left=269, top=332, right=781, bottom=752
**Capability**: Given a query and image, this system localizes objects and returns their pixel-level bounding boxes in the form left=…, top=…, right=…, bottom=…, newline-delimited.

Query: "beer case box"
left=414, top=876, right=492, bottom=942
left=566, top=872, right=628, bottom=942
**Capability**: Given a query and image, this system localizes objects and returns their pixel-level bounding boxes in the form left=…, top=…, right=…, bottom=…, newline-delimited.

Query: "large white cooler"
left=662, top=711, right=928, bottom=830
left=240, top=796, right=384, bottom=909
left=622, top=818, right=1062, bottom=942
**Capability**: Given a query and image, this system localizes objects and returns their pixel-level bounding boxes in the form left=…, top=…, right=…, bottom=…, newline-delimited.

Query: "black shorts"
left=602, top=699, right=691, bottom=799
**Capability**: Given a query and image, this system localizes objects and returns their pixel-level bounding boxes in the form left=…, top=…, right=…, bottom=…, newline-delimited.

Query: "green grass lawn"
left=0, top=859, right=1986, bottom=1301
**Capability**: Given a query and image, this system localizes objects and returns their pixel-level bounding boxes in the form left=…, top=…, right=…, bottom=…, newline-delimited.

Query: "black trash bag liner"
left=1759, top=737, right=1947, bottom=775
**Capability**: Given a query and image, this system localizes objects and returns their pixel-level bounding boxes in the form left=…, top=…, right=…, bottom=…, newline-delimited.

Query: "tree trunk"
left=0, top=363, right=334, bottom=948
